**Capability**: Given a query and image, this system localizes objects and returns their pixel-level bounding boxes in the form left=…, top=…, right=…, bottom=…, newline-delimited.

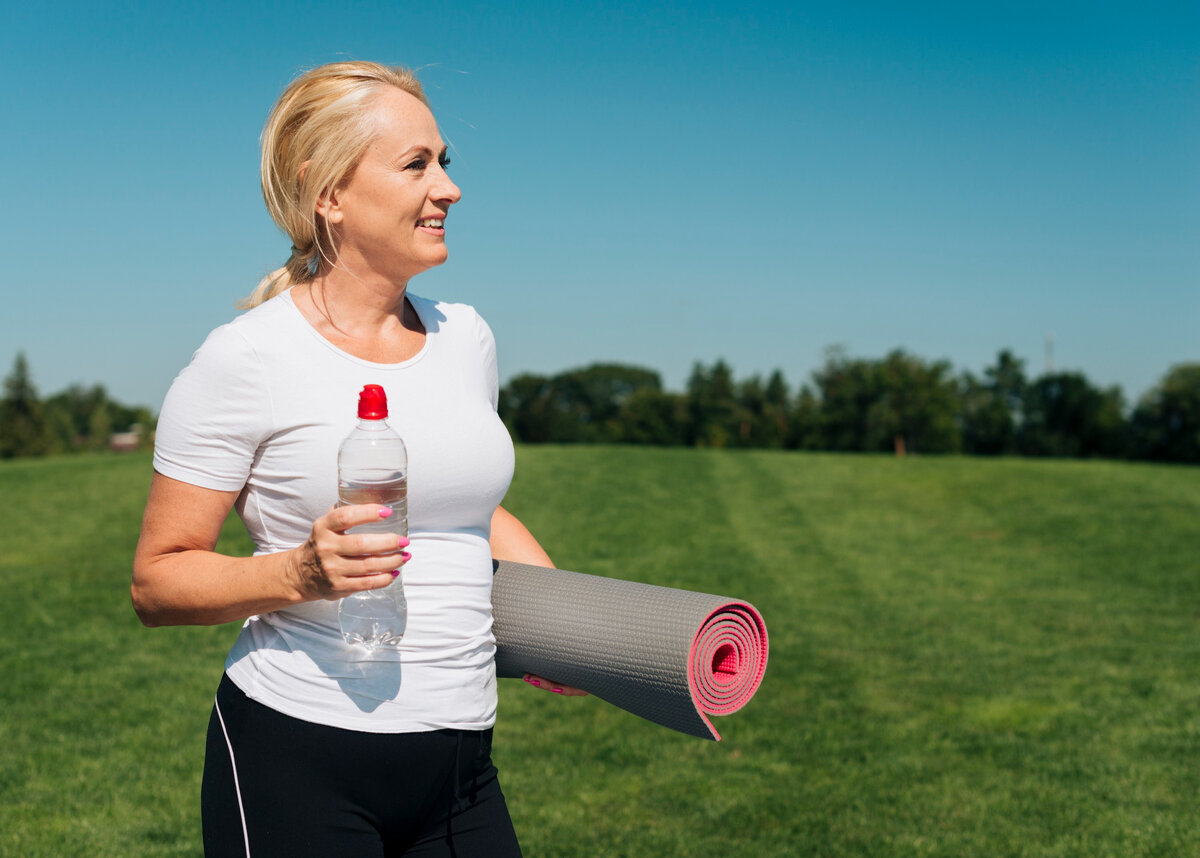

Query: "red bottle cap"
left=357, top=384, right=388, bottom=419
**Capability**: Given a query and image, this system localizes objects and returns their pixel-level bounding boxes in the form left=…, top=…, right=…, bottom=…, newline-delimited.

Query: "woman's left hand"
left=522, top=674, right=588, bottom=696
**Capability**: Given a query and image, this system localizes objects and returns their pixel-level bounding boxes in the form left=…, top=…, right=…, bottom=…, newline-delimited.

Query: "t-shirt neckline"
left=278, top=289, right=433, bottom=370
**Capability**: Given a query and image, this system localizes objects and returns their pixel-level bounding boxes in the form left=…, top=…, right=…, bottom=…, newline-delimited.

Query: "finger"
left=324, top=503, right=398, bottom=534
left=342, top=565, right=406, bottom=593
left=522, top=674, right=588, bottom=696
left=341, top=550, right=412, bottom=579
left=341, top=531, right=410, bottom=558
left=306, top=530, right=406, bottom=575
left=335, top=571, right=397, bottom=595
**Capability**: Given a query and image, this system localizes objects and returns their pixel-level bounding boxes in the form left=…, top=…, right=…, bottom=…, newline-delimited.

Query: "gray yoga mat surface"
left=492, top=560, right=769, bottom=741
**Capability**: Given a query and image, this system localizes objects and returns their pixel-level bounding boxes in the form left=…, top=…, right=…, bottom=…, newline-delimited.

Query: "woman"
left=132, top=61, right=581, bottom=857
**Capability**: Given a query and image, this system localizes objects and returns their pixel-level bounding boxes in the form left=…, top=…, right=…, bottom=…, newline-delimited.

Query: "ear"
left=315, top=184, right=344, bottom=224
left=300, top=161, right=345, bottom=225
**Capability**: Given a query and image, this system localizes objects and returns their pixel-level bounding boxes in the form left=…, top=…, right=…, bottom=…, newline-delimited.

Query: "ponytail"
left=238, top=243, right=318, bottom=309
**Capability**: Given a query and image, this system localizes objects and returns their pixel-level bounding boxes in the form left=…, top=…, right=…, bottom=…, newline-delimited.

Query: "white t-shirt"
left=153, top=290, right=515, bottom=733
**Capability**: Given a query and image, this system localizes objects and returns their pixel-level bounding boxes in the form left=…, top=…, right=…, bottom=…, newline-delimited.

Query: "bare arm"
left=489, top=505, right=587, bottom=696
left=490, top=504, right=554, bottom=568
left=131, top=471, right=408, bottom=627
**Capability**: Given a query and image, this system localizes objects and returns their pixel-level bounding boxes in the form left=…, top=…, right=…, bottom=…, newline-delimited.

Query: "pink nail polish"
left=391, top=570, right=400, bottom=578
left=400, top=551, right=412, bottom=561
left=528, top=679, right=541, bottom=686
left=552, top=688, right=564, bottom=694
left=378, top=507, right=394, bottom=518
left=398, top=536, right=410, bottom=548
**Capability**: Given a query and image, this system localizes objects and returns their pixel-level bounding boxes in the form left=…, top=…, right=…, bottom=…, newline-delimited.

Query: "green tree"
left=498, top=373, right=555, bottom=443
left=44, top=405, right=75, bottom=453
left=131, top=406, right=156, bottom=451
left=866, top=350, right=960, bottom=454
left=499, top=364, right=663, bottom=444
left=551, top=364, right=662, bottom=442
left=726, top=370, right=793, bottom=449
left=1130, top=363, right=1200, bottom=463
left=0, top=352, right=52, bottom=459
left=735, top=375, right=766, bottom=447
left=786, top=385, right=823, bottom=450
left=764, top=370, right=790, bottom=446
left=686, top=360, right=738, bottom=448
left=42, top=383, right=154, bottom=453
left=617, top=388, right=688, bottom=445
left=806, top=348, right=955, bottom=456
left=87, top=396, right=114, bottom=452
left=810, top=347, right=877, bottom=451
left=811, top=348, right=959, bottom=454
left=959, top=350, right=1027, bottom=455
left=45, top=384, right=103, bottom=450
left=1020, top=372, right=1127, bottom=458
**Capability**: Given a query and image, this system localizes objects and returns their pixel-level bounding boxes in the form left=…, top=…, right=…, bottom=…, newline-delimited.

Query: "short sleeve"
left=153, top=324, right=273, bottom=492
left=473, top=310, right=500, bottom=411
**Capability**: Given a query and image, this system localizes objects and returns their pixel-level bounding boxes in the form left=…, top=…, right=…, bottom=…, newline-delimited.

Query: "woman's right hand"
left=134, top=474, right=411, bottom=627
left=289, top=505, right=411, bottom=601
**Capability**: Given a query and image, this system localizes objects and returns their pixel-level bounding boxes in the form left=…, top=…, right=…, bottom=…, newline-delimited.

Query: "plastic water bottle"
left=337, top=384, right=408, bottom=649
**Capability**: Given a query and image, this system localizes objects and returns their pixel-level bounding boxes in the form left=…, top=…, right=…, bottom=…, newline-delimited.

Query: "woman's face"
left=325, top=86, right=462, bottom=282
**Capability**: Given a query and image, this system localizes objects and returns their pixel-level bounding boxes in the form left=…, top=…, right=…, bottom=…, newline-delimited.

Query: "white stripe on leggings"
left=214, top=697, right=251, bottom=858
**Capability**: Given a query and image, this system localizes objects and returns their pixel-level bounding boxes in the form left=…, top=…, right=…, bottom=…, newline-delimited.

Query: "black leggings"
left=201, top=674, right=522, bottom=857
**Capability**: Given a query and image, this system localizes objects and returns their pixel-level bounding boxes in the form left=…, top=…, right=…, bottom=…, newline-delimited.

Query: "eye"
left=405, top=158, right=428, bottom=172
left=439, top=153, right=451, bottom=170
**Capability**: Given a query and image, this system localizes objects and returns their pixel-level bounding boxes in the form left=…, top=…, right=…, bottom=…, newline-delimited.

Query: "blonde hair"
left=240, top=62, right=430, bottom=309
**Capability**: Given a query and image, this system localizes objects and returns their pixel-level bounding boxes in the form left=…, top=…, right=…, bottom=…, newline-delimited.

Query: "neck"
left=301, top=264, right=420, bottom=339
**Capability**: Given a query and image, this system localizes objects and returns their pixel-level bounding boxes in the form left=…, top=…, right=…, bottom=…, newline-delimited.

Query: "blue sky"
left=2, top=1, right=1196, bottom=411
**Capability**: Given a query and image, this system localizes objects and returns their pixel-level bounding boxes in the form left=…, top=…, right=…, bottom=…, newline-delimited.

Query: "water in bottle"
left=337, top=384, right=408, bottom=649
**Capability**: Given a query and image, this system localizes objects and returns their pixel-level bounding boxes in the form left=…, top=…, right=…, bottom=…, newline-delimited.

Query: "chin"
left=401, top=254, right=449, bottom=280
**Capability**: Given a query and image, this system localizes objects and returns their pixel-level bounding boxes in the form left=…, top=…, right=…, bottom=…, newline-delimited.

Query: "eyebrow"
left=394, top=144, right=449, bottom=161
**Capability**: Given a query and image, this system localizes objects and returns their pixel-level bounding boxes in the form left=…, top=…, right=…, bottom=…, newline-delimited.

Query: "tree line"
left=499, top=350, right=1200, bottom=464
left=0, top=353, right=155, bottom=459
left=3, top=349, right=1197, bottom=464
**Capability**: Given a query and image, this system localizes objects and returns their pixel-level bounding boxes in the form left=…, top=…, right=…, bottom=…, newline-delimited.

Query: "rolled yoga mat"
left=491, top=560, right=769, bottom=741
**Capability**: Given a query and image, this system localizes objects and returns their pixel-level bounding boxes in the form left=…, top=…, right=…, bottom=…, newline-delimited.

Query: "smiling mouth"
left=416, top=218, right=445, bottom=229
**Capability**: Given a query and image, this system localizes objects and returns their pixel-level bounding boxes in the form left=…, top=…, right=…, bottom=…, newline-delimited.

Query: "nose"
left=432, top=165, right=461, bottom=206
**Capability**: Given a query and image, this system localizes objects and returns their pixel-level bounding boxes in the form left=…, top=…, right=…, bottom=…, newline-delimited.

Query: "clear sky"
left=2, top=1, right=1196, bottom=411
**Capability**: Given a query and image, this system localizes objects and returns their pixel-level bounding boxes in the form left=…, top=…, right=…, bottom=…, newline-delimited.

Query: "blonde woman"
left=133, top=62, right=581, bottom=856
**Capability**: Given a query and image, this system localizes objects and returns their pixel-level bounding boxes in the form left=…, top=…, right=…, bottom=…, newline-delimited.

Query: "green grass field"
left=1, top=448, right=1197, bottom=857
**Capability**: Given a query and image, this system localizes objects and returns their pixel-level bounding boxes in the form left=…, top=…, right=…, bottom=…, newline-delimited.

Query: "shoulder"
left=408, top=292, right=484, bottom=326
left=185, top=292, right=307, bottom=372
left=409, top=293, right=494, bottom=345
left=155, top=302, right=285, bottom=490
left=222, top=292, right=297, bottom=346
left=163, top=294, right=308, bottom=415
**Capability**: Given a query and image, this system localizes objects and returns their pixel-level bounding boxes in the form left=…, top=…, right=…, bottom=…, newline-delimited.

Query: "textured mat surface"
left=492, top=560, right=769, bottom=740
